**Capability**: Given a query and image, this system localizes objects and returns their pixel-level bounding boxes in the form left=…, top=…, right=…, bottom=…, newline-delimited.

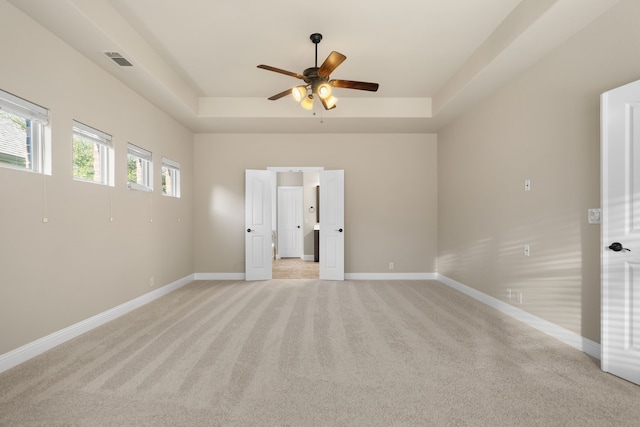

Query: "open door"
left=245, top=169, right=273, bottom=281
left=319, top=170, right=344, bottom=280
left=601, top=79, right=640, bottom=385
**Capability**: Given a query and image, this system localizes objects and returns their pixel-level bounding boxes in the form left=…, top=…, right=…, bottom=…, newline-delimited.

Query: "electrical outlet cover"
left=588, top=208, right=601, bottom=224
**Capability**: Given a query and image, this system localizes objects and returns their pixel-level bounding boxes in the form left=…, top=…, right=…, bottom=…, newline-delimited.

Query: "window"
left=72, top=121, right=113, bottom=185
left=127, top=143, right=153, bottom=191
left=0, top=89, right=49, bottom=173
left=161, top=157, right=181, bottom=198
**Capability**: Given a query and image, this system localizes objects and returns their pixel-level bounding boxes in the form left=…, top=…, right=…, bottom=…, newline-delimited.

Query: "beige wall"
left=3, top=0, right=635, bottom=360
left=194, top=134, right=438, bottom=275
left=0, top=2, right=194, bottom=354
left=437, top=0, right=640, bottom=343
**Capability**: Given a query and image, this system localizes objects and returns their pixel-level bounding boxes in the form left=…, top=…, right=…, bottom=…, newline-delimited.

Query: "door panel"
left=319, top=170, right=344, bottom=280
left=245, top=170, right=273, bottom=281
left=602, top=79, right=640, bottom=385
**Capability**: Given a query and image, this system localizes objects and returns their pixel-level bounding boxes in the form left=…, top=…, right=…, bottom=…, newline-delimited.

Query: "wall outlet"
left=515, top=291, right=523, bottom=304
left=150, top=277, right=155, bottom=287
left=388, top=262, right=395, bottom=270
left=506, top=289, right=512, bottom=299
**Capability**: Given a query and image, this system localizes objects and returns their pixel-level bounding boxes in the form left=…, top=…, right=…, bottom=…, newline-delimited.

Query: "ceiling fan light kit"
left=317, top=82, right=332, bottom=99
left=300, top=95, right=314, bottom=110
left=323, top=95, right=338, bottom=110
left=292, top=85, right=307, bottom=102
left=257, top=33, right=379, bottom=111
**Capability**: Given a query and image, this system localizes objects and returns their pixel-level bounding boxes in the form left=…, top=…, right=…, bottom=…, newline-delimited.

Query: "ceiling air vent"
left=104, top=52, right=133, bottom=67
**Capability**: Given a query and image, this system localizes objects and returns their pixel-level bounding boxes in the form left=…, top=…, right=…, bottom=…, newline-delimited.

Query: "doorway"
left=245, top=167, right=344, bottom=281
left=272, top=170, right=319, bottom=279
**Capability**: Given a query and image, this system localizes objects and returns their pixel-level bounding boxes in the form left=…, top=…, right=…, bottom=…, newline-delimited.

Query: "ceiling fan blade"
left=317, top=51, right=347, bottom=77
left=330, top=79, right=379, bottom=92
left=257, top=64, right=304, bottom=80
left=267, top=88, right=293, bottom=101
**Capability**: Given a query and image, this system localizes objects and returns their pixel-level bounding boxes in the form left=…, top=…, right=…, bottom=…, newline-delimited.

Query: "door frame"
left=268, top=167, right=324, bottom=235
left=265, top=166, right=344, bottom=281
left=269, top=166, right=323, bottom=262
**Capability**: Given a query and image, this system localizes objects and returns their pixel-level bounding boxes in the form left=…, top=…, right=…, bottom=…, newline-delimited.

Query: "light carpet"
left=1, top=279, right=639, bottom=426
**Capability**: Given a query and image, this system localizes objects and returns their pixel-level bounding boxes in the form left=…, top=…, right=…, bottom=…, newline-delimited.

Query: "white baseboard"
left=436, top=274, right=601, bottom=360
left=303, top=255, right=315, bottom=261
left=0, top=274, right=195, bottom=375
left=194, top=272, right=245, bottom=280
left=194, top=272, right=437, bottom=281
left=346, top=272, right=438, bottom=280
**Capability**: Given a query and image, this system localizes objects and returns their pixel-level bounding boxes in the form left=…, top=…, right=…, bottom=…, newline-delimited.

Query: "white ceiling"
left=8, top=0, right=619, bottom=134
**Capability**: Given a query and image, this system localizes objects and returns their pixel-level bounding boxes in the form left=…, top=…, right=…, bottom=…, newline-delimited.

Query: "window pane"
left=162, top=166, right=177, bottom=196
left=127, top=143, right=153, bottom=191
left=72, top=122, right=112, bottom=186
left=162, top=166, right=168, bottom=193
left=0, top=110, right=31, bottom=169
left=128, top=155, right=149, bottom=185
left=72, top=135, right=97, bottom=181
left=161, top=158, right=180, bottom=198
left=0, top=90, right=48, bottom=174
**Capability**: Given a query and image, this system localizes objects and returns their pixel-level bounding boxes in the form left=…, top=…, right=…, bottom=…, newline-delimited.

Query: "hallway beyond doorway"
left=272, top=258, right=319, bottom=279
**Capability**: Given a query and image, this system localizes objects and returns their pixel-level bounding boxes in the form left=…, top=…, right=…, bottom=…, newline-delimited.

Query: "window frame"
left=127, top=143, right=153, bottom=192
left=72, top=120, right=114, bottom=186
left=161, top=157, right=181, bottom=198
left=0, top=89, right=49, bottom=174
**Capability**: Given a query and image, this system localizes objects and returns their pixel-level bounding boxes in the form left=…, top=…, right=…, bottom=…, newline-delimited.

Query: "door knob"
left=608, top=242, right=630, bottom=252
left=336, top=228, right=343, bottom=233
left=247, top=228, right=255, bottom=233
left=297, top=225, right=301, bottom=229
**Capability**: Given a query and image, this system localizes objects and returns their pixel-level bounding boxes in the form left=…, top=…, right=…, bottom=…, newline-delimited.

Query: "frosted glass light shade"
left=292, top=86, right=307, bottom=102
left=317, top=82, right=332, bottom=99
left=324, top=95, right=338, bottom=109
left=301, top=95, right=314, bottom=110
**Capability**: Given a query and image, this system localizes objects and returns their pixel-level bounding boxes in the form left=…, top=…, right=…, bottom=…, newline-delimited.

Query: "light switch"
left=524, top=179, right=531, bottom=192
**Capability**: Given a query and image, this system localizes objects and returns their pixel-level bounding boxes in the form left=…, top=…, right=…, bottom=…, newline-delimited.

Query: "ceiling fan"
left=257, top=33, right=379, bottom=110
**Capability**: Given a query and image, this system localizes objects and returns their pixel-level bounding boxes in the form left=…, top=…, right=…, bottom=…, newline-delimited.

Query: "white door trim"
left=267, top=166, right=324, bottom=173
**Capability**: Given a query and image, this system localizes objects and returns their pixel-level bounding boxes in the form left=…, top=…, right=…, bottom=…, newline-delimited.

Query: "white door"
left=277, top=186, right=303, bottom=258
left=601, top=79, right=640, bottom=385
left=319, top=170, right=344, bottom=280
left=245, top=170, right=273, bottom=281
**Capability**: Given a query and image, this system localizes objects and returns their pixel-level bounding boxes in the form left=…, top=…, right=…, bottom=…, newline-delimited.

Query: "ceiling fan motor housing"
left=302, top=67, right=331, bottom=97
